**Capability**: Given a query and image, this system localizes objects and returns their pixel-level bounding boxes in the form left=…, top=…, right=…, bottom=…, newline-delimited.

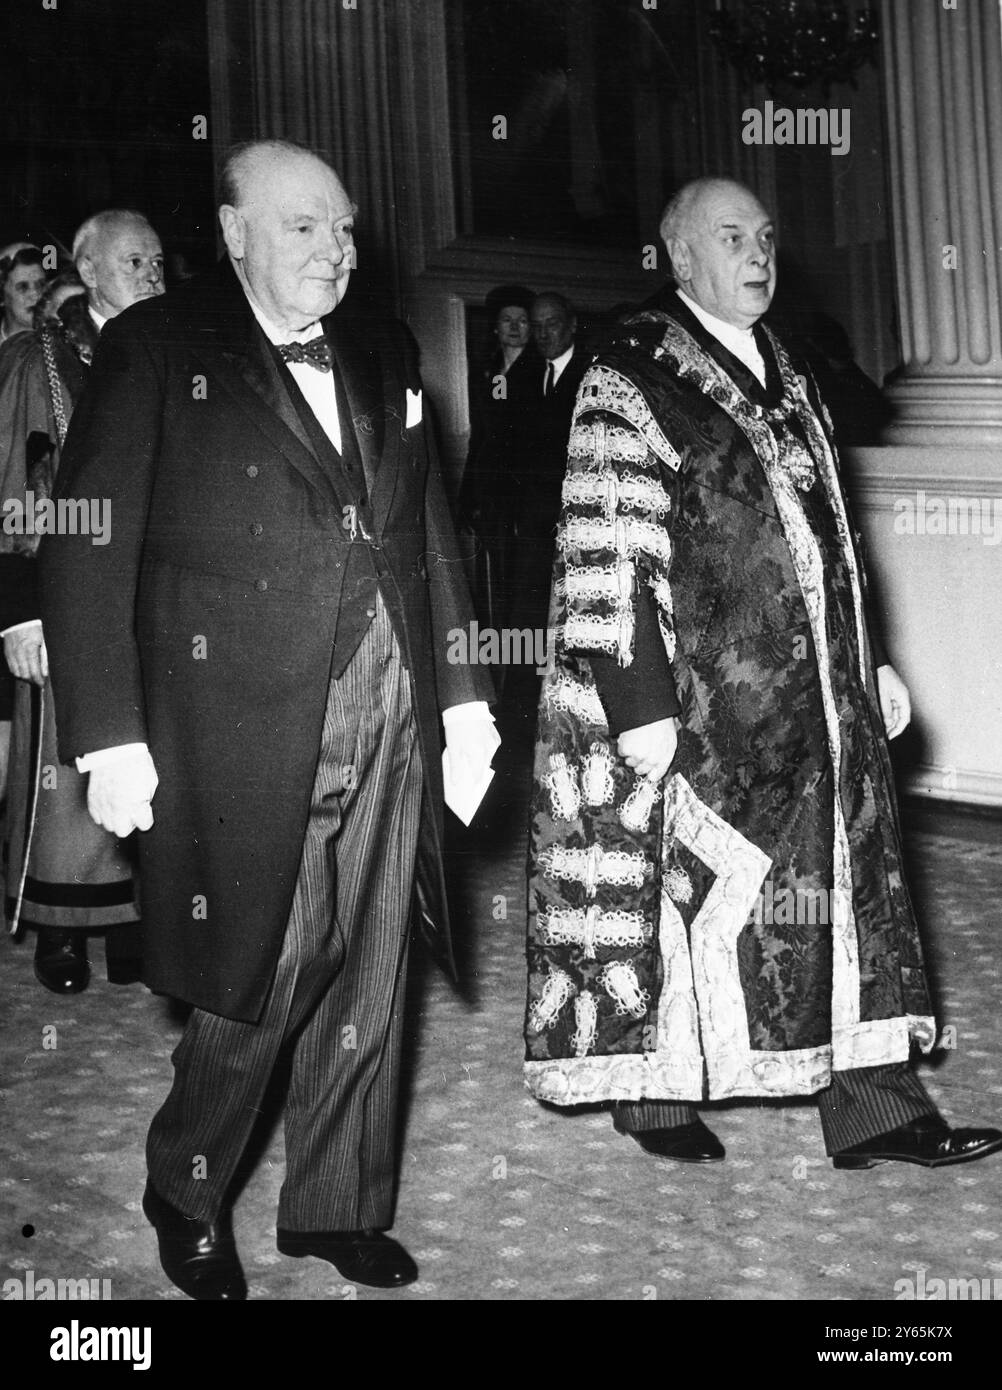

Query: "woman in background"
left=0, top=246, right=51, bottom=838
left=0, top=245, right=47, bottom=345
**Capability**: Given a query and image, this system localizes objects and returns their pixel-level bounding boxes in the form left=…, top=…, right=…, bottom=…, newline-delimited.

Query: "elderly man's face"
left=220, top=152, right=355, bottom=332
left=3, top=261, right=47, bottom=331
left=82, top=220, right=165, bottom=318
left=669, top=184, right=775, bottom=330
left=531, top=297, right=576, bottom=360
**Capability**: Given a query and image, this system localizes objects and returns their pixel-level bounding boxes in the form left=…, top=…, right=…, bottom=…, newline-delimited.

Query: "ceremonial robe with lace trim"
left=525, top=300, right=935, bottom=1105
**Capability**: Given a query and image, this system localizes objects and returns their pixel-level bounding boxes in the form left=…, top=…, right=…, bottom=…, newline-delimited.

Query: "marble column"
left=879, top=0, right=1002, bottom=444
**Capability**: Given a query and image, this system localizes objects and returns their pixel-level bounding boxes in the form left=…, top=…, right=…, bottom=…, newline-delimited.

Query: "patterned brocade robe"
left=0, top=316, right=139, bottom=934
left=524, top=297, right=936, bottom=1106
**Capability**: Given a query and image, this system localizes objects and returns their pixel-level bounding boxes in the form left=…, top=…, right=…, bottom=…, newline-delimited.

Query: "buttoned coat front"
left=39, top=261, right=491, bottom=1021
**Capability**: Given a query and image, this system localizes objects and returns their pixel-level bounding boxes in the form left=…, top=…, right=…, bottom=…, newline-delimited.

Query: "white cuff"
left=1, top=619, right=43, bottom=639
left=76, top=742, right=150, bottom=774
left=442, top=701, right=494, bottom=727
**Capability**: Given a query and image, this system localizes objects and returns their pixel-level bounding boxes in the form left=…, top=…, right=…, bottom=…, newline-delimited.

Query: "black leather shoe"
left=614, top=1115, right=726, bottom=1162
left=142, top=1182, right=247, bottom=1300
left=34, top=929, right=90, bottom=994
left=833, top=1115, right=1002, bottom=1170
left=276, top=1227, right=418, bottom=1288
left=106, top=957, right=143, bottom=985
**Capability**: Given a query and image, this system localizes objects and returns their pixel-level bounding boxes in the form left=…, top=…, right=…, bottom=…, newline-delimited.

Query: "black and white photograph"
left=1, top=0, right=1000, bottom=1353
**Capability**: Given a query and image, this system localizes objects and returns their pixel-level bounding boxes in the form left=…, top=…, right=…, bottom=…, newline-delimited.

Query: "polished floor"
left=2, top=726, right=1001, bottom=1301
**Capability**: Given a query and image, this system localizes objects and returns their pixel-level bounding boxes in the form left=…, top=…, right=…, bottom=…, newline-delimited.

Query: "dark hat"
left=484, top=283, right=535, bottom=322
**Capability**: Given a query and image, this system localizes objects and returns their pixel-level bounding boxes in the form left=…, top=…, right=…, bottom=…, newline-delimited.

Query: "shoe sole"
left=33, top=969, right=90, bottom=994
left=834, top=1137, right=1002, bottom=1170
left=645, top=1151, right=726, bottom=1163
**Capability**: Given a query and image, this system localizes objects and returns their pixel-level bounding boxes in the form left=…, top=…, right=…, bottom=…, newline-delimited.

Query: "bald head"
left=659, top=178, right=776, bottom=329
left=73, top=211, right=164, bottom=319
left=218, top=140, right=356, bottom=332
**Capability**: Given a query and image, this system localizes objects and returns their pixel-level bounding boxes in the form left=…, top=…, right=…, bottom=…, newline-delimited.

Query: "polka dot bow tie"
left=277, top=338, right=333, bottom=372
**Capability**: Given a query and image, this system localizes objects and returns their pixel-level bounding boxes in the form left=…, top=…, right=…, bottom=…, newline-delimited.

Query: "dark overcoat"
left=39, top=261, right=491, bottom=1021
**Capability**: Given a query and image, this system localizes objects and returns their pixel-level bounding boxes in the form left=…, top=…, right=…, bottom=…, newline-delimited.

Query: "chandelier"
left=708, top=1, right=880, bottom=93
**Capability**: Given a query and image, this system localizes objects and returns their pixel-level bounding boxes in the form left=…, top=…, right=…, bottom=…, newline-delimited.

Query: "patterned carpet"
left=2, top=729, right=1001, bottom=1302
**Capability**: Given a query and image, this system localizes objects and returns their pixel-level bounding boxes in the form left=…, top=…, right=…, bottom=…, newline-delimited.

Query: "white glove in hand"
left=617, top=717, right=679, bottom=782
left=444, top=717, right=501, bottom=786
left=4, top=623, right=48, bottom=686
left=876, top=664, right=911, bottom=740
left=86, top=749, right=159, bottom=837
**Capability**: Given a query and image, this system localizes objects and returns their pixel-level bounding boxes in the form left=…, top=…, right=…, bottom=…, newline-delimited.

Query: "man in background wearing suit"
left=502, top=292, right=589, bottom=722
left=0, top=211, right=161, bottom=994
left=40, top=139, right=498, bottom=1300
left=525, top=292, right=588, bottom=560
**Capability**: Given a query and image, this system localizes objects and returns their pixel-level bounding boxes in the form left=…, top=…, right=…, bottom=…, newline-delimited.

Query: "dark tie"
left=277, top=338, right=333, bottom=372
left=544, top=361, right=555, bottom=397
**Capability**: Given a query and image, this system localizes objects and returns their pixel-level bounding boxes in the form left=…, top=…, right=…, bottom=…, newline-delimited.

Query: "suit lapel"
left=555, top=347, right=584, bottom=404
left=188, top=263, right=338, bottom=504
left=184, top=265, right=408, bottom=529
left=326, top=309, right=403, bottom=531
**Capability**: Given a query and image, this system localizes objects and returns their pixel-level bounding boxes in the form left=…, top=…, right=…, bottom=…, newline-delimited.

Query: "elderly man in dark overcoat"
left=40, top=139, right=497, bottom=1299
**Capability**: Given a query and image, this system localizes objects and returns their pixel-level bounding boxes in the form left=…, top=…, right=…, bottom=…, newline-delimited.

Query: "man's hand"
left=444, top=716, right=501, bottom=786
left=86, top=749, right=159, bottom=837
left=4, top=622, right=48, bottom=686
left=617, top=717, right=679, bottom=781
left=876, top=663, right=911, bottom=740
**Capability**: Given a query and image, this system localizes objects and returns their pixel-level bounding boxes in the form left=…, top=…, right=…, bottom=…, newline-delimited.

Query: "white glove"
left=443, top=713, right=501, bottom=785
left=4, top=621, right=48, bottom=686
left=85, top=748, right=159, bottom=837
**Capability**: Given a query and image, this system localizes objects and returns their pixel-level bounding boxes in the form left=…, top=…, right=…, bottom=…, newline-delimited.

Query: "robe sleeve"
left=590, top=585, right=680, bottom=735
left=555, top=363, right=682, bottom=728
left=0, top=338, right=59, bottom=626
left=800, top=361, right=891, bottom=671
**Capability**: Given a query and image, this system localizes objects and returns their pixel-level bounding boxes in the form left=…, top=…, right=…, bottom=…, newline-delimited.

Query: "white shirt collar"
left=88, top=306, right=108, bottom=333
left=677, top=288, right=756, bottom=346
left=234, top=274, right=341, bottom=451
left=546, top=343, right=575, bottom=383
left=676, top=288, right=765, bottom=385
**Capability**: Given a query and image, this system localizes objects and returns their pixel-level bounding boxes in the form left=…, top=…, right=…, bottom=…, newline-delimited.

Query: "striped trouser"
left=613, top=1061, right=939, bottom=1154
left=146, top=594, right=423, bottom=1230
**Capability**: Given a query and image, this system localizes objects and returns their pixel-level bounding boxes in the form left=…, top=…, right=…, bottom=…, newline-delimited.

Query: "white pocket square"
left=405, top=388, right=422, bottom=428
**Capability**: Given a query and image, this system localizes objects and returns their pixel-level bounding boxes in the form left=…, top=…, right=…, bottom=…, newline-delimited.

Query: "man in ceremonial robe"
left=525, top=178, right=1001, bottom=1171
left=0, top=211, right=162, bottom=992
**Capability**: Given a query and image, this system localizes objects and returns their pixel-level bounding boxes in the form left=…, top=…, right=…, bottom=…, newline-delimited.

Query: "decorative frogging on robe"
left=524, top=307, right=936, bottom=1107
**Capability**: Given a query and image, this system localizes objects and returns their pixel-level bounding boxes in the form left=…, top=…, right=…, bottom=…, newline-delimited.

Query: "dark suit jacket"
left=520, top=345, right=589, bottom=540
left=39, top=259, right=492, bottom=1021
